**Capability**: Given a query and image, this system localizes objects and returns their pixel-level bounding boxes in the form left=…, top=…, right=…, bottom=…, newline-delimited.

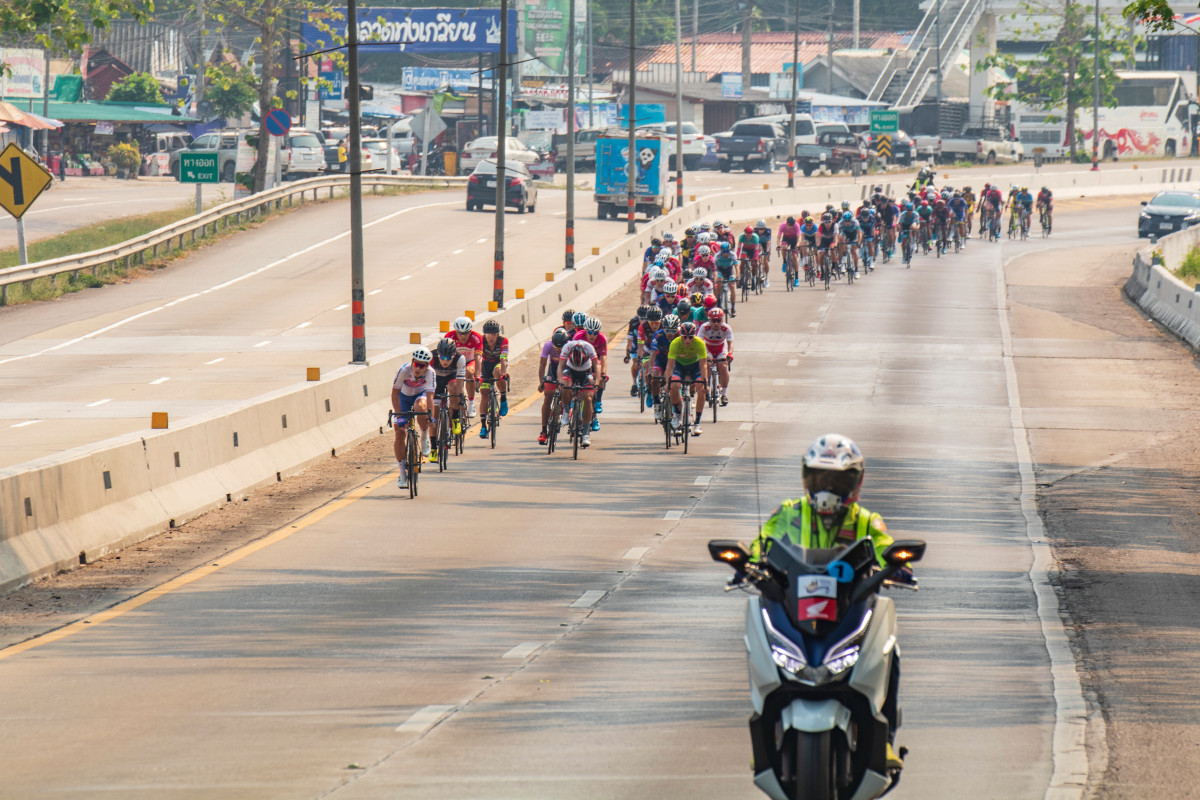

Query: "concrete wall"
left=1125, top=228, right=1200, bottom=351
left=1, top=162, right=1193, bottom=594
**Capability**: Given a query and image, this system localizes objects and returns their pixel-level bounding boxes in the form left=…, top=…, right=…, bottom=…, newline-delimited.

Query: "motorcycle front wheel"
left=793, top=730, right=835, bottom=800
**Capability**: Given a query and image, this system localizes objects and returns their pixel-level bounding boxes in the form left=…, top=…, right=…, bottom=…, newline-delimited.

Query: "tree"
left=204, top=59, right=258, bottom=122
left=203, top=0, right=344, bottom=193
left=106, top=71, right=165, bottom=103
left=1123, top=0, right=1176, bottom=33
left=977, top=0, right=1136, bottom=161
left=0, top=0, right=149, bottom=54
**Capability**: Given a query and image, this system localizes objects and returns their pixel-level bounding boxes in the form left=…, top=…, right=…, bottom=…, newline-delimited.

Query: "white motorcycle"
left=709, top=535, right=925, bottom=800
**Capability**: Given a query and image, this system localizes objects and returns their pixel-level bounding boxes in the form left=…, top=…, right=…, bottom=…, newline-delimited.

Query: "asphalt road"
left=0, top=198, right=1167, bottom=798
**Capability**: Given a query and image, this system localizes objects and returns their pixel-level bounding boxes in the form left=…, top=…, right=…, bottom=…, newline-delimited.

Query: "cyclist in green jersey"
left=664, top=321, right=710, bottom=436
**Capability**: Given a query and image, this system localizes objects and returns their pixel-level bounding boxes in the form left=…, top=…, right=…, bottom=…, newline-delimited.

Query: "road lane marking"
left=503, top=642, right=544, bottom=659
left=205, top=358, right=225, bottom=365
left=150, top=377, right=170, bottom=385
left=295, top=321, right=312, bottom=329
left=399, top=275, right=412, bottom=281
left=739, top=422, right=755, bottom=430
left=0, top=199, right=461, bottom=370
left=425, top=260, right=439, bottom=268
left=717, top=447, right=735, bottom=456
left=253, top=340, right=271, bottom=348
left=755, top=401, right=771, bottom=411
left=396, top=705, right=455, bottom=733
left=773, top=378, right=786, bottom=386
left=0, top=475, right=387, bottom=662
left=333, top=304, right=349, bottom=311
left=623, top=547, right=649, bottom=560
left=787, top=359, right=799, bottom=366
left=663, top=510, right=683, bottom=520
left=368, top=289, right=382, bottom=296
left=452, top=249, right=463, bottom=255
left=476, top=237, right=488, bottom=243
left=570, top=590, right=606, bottom=608
left=86, top=399, right=112, bottom=407
left=10, top=419, right=41, bottom=428
left=693, top=476, right=712, bottom=486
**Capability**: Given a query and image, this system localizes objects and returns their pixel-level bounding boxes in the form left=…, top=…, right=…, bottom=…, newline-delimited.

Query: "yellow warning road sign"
left=0, top=143, right=53, bottom=220
left=875, top=134, right=893, bottom=160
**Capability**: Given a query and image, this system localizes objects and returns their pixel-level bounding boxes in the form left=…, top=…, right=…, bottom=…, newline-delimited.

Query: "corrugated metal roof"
left=639, top=31, right=911, bottom=77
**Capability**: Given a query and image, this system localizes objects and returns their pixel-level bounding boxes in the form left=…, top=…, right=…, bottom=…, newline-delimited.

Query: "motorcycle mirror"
left=883, top=540, right=926, bottom=566
left=708, top=539, right=750, bottom=570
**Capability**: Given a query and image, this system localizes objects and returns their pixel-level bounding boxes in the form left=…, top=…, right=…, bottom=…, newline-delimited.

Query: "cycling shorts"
left=653, top=350, right=671, bottom=373
left=394, top=392, right=420, bottom=427
left=817, top=237, right=836, bottom=250
left=542, top=376, right=560, bottom=393
left=434, top=372, right=457, bottom=397
left=803, top=234, right=818, bottom=247
left=705, top=343, right=729, bottom=361
left=781, top=235, right=799, bottom=248
left=715, top=264, right=735, bottom=280
left=480, top=359, right=505, bottom=387
left=673, top=361, right=703, bottom=383
left=843, top=231, right=860, bottom=244
left=562, top=367, right=595, bottom=389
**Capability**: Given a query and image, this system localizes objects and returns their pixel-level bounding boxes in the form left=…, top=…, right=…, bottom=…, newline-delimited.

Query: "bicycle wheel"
left=438, top=415, right=449, bottom=472
left=407, top=431, right=419, bottom=498
left=807, top=258, right=816, bottom=287
left=571, top=400, right=581, bottom=460
left=663, top=401, right=672, bottom=449
left=489, top=405, right=497, bottom=449
left=740, top=270, right=749, bottom=303
left=709, top=367, right=718, bottom=424
left=547, top=393, right=560, bottom=454
left=682, top=391, right=691, bottom=454
left=824, top=255, right=832, bottom=290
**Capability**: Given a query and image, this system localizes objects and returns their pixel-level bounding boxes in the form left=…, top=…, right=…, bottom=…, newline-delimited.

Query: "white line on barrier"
left=10, top=420, right=41, bottom=428
left=253, top=341, right=271, bottom=348
left=86, top=399, right=111, bottom=408
left=396, top=704, right=455, bottom=733
left=150, top=377, right=170, bottom=385
left=205, top=358, right=224, bottom=365
left=570, top=590, right=606, bottom=608
left=503, top=642, right=543, bottom=659
left=0, top=199, right=461, bottom=369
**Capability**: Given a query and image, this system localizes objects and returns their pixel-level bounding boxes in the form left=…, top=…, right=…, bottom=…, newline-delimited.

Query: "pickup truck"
left=934, top=125, right=1024, bottom=164
left=793, top=130, right=868, bottom=176
left=712, top=122, right=787, bottom=173
left=552, top=128, right=602, bottom=171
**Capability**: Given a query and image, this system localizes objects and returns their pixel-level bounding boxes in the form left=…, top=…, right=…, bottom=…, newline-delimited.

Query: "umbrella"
left=0, top=101, right=61, bottom=130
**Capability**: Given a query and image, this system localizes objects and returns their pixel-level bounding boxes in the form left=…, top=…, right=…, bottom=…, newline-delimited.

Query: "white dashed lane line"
left=150, top=377, right=170, bottom=385
left=663, top=510, right=683, bottom=520
left=368, top=289, right=382, bottom=296
left=693, top=476, right=712, bottom=486
left=396, top=705, right=455, bottom=733
left=10, top=420, right=41, bottom=428
left=502, top=643, right=543, bottom=659
left=86, top=399, right=112, bottom=408
left=570, top=590, right=606, bottom=608
left=205, top=358, right=225, bottom=365
left=333, top=304, right=349, bottom=311
left=253, top=341, right=271, bottom=348
left=623, top=547, right=649, bottom=560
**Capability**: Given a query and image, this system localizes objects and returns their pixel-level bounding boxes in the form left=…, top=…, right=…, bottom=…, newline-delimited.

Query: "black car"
left=1138, top=190, right=1200, bottom=237
left=466, top=159, right=538, bottom=213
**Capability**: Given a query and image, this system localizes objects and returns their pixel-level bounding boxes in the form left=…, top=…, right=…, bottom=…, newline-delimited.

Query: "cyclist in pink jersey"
left=573, top=315, right=609, bottom=430
left=444, top=316, right=483, bottom=417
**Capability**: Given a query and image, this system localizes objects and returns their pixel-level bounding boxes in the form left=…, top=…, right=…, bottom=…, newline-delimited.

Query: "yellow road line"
left=0, top=478, right=386, bottom=662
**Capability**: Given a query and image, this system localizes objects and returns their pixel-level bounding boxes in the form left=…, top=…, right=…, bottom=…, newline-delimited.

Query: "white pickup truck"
left=931, top=125, right=1024, bottom=164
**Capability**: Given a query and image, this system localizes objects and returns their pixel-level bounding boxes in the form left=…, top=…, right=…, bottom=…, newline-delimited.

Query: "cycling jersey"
left=799, top=222, right=819, bottom=244
left=933, top=205, right=951, bottom=223
left=697, top=321, right=733, bottom=358
left=431, top=353, right=466, bottom=381
left=777, top=221, right=802, bottom=242
left=480, top=335, right=509, bottom=364
left=393, top=363, right=436, bottom=397
left=948, top=197, right=967, bottom=220
left=738, top=233, right=760, bottom=256
left=686, top=278, right=714, bottom=297
left=1016, top=191, right=1034, bottom=209
left=754, top=228, right=771, bottom=247
left=916, top=206, right=933, bottom=221
left=444, top=331, right=483, bottom=364
left=573, top=330, right=608, bottom=359
left=817, top=222, right=837, bottom=245
left=655, top=295, right=680, bottom=315
left=637, top=322, right=661, bottom=354
left=898, top=211, right=918, bottom=231
left=840, top=220, right=861, bottom=241
left=1037, top=190, right=1053, bottom=207
left=559, top=339, right=598, bottom=372
left=714, top=254, right=737, bottom=278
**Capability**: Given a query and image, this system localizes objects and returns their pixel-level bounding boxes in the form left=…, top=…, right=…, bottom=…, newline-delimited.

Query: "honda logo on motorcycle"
left=799, top=597, right=838, bottom=621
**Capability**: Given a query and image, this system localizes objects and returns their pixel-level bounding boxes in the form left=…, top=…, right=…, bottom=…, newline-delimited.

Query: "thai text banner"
left=303, top=8, right=519, bottom=54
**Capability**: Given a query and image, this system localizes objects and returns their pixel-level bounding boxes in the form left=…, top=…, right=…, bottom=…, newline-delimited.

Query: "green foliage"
left=0, top=0, right=149, bottom=53
left=1123, top=0, right=1177, bottom=33
left=205, top=60, right=257, bottom=121
left=106, top=141, right=141, bottom=169
left=977, top=0, right=1135, bottom=160
left=105, top=71, right=165, bottom=103
left=1177, top=245, right=1200, bottom=281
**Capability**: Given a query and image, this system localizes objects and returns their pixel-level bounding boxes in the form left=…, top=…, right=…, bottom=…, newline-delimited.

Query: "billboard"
left=402, top=67, right=476, bottom=92
left=303, top=8, right=518, bottom=54
left=523, top=0, right=587, bottom=77
left=0, top=49, right=46, bottom=99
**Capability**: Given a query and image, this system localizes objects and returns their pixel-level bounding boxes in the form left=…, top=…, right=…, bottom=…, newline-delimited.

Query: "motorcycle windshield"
left=763, top=538, right=877, bottom=636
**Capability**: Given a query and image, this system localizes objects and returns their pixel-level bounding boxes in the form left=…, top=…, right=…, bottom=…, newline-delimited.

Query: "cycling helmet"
left=572, top=311, right=588, bottom=327
left=662, top=313, right=681, bottom=330
left=482, top=319, right=501, bottom=334
left=663, top=231, right=675, bottom=241
left=659, top=246, right=673, bottom=258
left=1011, top=184, right=1019, bottom=191
left=681, top=268, right=693, bottom=281
left=692, top=266, right=707, bottom=280
left=566, top=344, right=591, bottom=369
left=1021, top=185, right=1028, bottom=192
left=685, top=226, right=697, bottom=236
left=650, top=267, right=668, bottom=281
left=804, top=216, right=814, bottom=224
left=636, top=304, right=650, bottom=319
left=801, top=209, right=810, bottom=219
left=713, top=219, right=724, bottom=229
left=690, top=291, right=704, bottom=306
left=801, top=433, right=865, bottom=522
left=953, top=191, right=962, bottom=198
left=703, top=294, right=718, bottom=310
left=584, top=316, right=602, bottom=333
left=964, top=185, right=972, bottom=192
left=696, top=245, right=711, bottom=257
left=720, top=242, right=732, bottom=252
left=453, top=316, right=473, bottom=334
left=699, top=222, right=711, bottom=232
left=651, top=237, right=663, bottom=248
left=840, top=200, right=851, bottom=210
left=675, top=299, right=692, bottom=316
left=744, top=225, right=753, bottom=234
left=654, top=254, right=667, bottom=265
left=920, top=200, right=929, bottom=207
left=679, top=321, right=698, bottom=337
left=786, top=215, right=796, bottom=225
left=662, top=281, right=679, bottom=295
left=436, top=338, right=459, bottom=359
left=411, top=346, right=433, bottom=364
left=842, top=211, right=853, bottom=222
left=905, top=202, right=913, bottom=210
left=707, top=307, right=725, bottom=323
left=983, top=183, right=990, bottom=191
left=755, top=218, right=767, bottom=228
left=825, top=204, right=835, bottom=212
left=1042, top=186, right=1049, bottom=193
left=821, top=212, right=833, bottom=222
left=551, top=327, right=570, bottom=348
left=562, top=309, right=575, bottom=323
left=646, top=306, right=664, bottom=322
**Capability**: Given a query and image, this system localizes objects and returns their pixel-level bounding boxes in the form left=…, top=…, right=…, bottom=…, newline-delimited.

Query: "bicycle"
left=389, top=409, right=427, bottom=499
left=1039, top=206, right=1051, bottom=237
left=669, top=378, right=695, bottom=454
left=545, top=385, right=563, bottom=454
left=900, top=228, right=914, bottom=268
left=483, top=381, right=501, bottom=449
left=707, top=359, right=720, bottom=424
left=1019, top=207, right=1031, bottom=240
left=431, top=388, right=455, bottom=472
left=859, top=238, right=873, bottom=275
left=820, top=247, right=834, bottom=290
left=805, top=249, right=817, bottom=287
left=755, top=253, right=767, bottom=294
left=453, top=392, right=467, bottom=457
left=660, top=384, right=673, bottom=450
left=565, top=381, right=595, bottom=459
left=781, top=245, right=798, bottom=291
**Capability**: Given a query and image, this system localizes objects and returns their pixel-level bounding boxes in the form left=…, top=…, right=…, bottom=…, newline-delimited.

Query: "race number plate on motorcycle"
left=798, top=597, right=838, bottom=622
left=799, top=575, right=838, bottom=598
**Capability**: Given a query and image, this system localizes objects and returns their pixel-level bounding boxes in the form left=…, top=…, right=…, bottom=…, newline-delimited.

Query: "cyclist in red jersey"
left=444, top=316, right=484, bottom=418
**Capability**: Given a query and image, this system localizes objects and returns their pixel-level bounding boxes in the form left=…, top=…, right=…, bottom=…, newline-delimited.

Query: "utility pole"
left=196, top=0, right=205, bottom=119
left=935, top=0, right=943, bottom=133
left=853, top=0, right=860, bottom=49
left=566, top=0, right=577, bottom=269
left=1091, top=0, right=1100, bottom=170
left=42, top=31, right=49, bottom=158
left=692, top=0, right=698, bottom=72
left=675, top=0, right=684, bottom=209
left=495, top=0, right=509, bottom=307
left=788, top=0, right=799, bottom=188
left=587, top=0, right=594, bottom=128
left=741, top=2, right=752, bottom=98
left=347, top=0, right=366, bottom=364
left=627, top=0, right=637, bottom=234
left=826, top=2, right=833, bottom=95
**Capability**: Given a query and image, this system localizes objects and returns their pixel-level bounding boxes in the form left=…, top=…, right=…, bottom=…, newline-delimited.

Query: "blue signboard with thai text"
left=402, top=68, right=477, bottom=92
left=303, top=8, right=519, bottom=54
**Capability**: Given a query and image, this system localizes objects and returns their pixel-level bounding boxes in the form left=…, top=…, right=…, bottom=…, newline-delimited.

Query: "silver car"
left=284, top=129, right=325, bottom=178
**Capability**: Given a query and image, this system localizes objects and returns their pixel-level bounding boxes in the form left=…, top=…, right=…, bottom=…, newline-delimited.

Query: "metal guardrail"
left=0, top=173, right=467, bottom=305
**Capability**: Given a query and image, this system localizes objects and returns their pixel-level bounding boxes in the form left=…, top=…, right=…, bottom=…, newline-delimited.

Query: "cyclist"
left=680, top=226, right=697, bottom=266
left=674, top=298, right=694, bottom=324
left=948, top=190, right=968, bottom=247
left=816, top=213, right=838, bottom=277
left=1016, top=186, right=1035, bottom=234
left=736, top=225, right=761, bottom=290
left=561, top=308, right=579, bottom=335
left=798, top=215, right=819, bottom=282
left=391, top=346, right=435, bottom=488
left=932, top=198, right=952, bottom=253
left=961, top=185, right=976, bottom=235
left=777, top=215, right=802, bottom=284
left=897, top=202, right=919, bottom=260
left=1005, top=183, right=1021, bottom=236
left=915, top=199, right=934, bottom=249
left=838, top=211, right=861, bottom=274
left=574, top=316, right=609, bottom=428
left=477, top=320, right=509, bottom=440
left=856, top=204, right=877, bottom=265
left=626, top=305, right=649, bottom=396
left=715, top=220, right=736, bottom=248
left=641, top=266, right=668, bottom=305
left=643, top=237, right=663, bottom=270
left=537, top=327, right=571, bottom=445
left=444, top=316, right=483, bottom=417
left=686, top=267, right=714, bottom=299
left=713, top=243, right=737, bottom=317
left=754, top=218, right=772, bottom=283
left=662, top=231, right=680, bottom=257
left=879, top=200, right=898, bottom=257
left=636, top=307, right=665, bottom=407
left=429, top=337, right=467, bottom=458
left=648, top=313, right=681, bottom=418
left=1036, top=186, right=1054, bottom=234
left=655, top=280, right=681, bottom=314
left=558, top=336, right=600, bottom=448
left=698, top=307, right=733, bottom=407
left=913, top=162, right=936, bottom=189
left=664, top=320, right=710, bottom=436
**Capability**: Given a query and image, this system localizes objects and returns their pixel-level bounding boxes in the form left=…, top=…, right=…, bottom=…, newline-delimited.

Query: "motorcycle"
left=708, top=535, right=926, bottom=800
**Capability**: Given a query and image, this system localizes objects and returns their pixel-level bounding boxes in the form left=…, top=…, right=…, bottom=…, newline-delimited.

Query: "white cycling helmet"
left=662, top=280, right=679, bottom=295
left=696, top=244, right=711, bottom=257
left=650, top=267, right=668, bottom=281
left=411, top=346, right=433, bottom=364
left=691, top=266, right=707, bottom=279
left=453, top=316, right=473, bottom=334
left=659, top=246, right=673, bottom=258
left=801, top=433, right=865, bottom=522
left=584, top=316, right=602, bottom=333
left=662, top=231, right=675, bottom=241
left=755, top=218, right=767, bottom=228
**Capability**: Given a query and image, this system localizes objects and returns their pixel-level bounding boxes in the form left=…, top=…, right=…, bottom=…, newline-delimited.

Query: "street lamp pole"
left=788, top=0, right=799, bottom=189
left=494, top=0, right=509, bottom=307
left=674, top=0, right=684, bottom=209
left=627, top=0, right=637, bottom=234
left=1091, top=0, right=1100, bottom=171
left=567, top=0, right=577, bottom=270
left=347, top=0, right=366, bottom=364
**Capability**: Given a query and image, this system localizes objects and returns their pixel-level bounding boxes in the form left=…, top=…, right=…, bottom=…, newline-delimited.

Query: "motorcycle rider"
left=748, top=433, right=907, bottom=771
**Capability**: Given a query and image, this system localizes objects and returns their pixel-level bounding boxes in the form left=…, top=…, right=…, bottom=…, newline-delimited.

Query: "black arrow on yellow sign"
left=875, top=134, right=892, bottom=160
left=0, top=143, right=53, bottom=220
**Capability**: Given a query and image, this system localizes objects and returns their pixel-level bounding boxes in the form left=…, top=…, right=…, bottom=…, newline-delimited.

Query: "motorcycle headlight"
left=821, top=609, right=873, bottom=676
left=762, top=609, right=808, bottom=676
left=823, top=646, right=860, bottom=675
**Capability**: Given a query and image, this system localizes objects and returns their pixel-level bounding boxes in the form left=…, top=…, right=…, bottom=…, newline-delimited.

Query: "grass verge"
left=1177, top=244, right=1200, bottom=282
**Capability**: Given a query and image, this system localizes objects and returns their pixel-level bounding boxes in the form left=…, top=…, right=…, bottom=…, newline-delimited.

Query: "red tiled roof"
left=639, top=31, right=911, bottom=76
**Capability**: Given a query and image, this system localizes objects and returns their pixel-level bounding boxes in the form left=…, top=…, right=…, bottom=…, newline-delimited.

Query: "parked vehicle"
left=460, top=137, right=539, bottom=173
left=708, top=535, right=926, bottom=800
left=1137, top=190, right=1200, bottom=237
left=322, top=141, right=375, bottom=173
left=282, top=128, right=325, bottom=179
left=936, top=125, right=1024, bottom=164
left=169, top=130, right=239, bottom=182
left=552, top=128, right=602, bottom=171
left=794, top=130, right=868, bottom=176
left=636, top=121, right=713, bottom=170
left=361, top=137, right=405, bottom=171
left=467, top=159, right=538, bottom=213
left=713, top=121, right=788, bottom=173
left=859, top=129, right=931, bottom=166
left=594, top=134, right=673, bottom=220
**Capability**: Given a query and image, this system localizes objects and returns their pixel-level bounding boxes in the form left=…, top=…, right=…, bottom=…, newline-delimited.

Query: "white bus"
left=1013, top=70, right=1196, bottom=160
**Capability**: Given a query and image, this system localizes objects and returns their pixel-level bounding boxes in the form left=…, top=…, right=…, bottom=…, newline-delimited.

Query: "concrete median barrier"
left=1125, top=229, right=1200, bottom=351
left=0, top=162, right=1191, bottom=594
